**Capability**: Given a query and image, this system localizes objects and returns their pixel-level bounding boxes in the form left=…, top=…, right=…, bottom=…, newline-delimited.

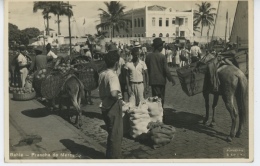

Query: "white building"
left=100, top=5, right=193, bottom=38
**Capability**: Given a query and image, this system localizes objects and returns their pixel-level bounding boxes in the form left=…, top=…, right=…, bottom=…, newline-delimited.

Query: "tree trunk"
left=200, top=24, right=203, bottom=36
left=110, top=25, right=112, bottom=41
left=113, top=26, right=115, bottom=38
left=57, top=15, right=60, bottom=35
left=47, top=13, right=50, bottom=36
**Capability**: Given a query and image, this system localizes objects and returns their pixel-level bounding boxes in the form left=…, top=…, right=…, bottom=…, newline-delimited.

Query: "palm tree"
left=194, top=2, right=216, bottom=36
left=96, top=1, right=131, bottom=40
left=50, top=1, right=73, bottom=35
left=193, top=23, right=200, bottom=36
left=33, top=1, right=53, bottom=36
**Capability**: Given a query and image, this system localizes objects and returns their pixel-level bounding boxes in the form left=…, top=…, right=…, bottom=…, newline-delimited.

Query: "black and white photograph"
left=5, top=0, right=253, bottom=162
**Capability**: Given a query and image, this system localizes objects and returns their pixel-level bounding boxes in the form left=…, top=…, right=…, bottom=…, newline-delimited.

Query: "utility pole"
left=68, top=1, right=72, bottom=57
left=224, top=10, right=228, bottom=43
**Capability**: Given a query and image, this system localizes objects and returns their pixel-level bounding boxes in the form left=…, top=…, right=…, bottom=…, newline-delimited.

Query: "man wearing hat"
left=145, top=38, right=176, bottom=121
left=190, top=41, right=202, bottom=63
left=83, top=45, right=92, bottom=60
left=30, top=48, right=53, bottom=71
left=17, top=45, right=31, bottom=87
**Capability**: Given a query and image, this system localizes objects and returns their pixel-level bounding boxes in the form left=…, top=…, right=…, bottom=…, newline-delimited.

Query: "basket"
left=176, top=63, right=207, bottom=96
left=13, top=91, right=36, bottom=101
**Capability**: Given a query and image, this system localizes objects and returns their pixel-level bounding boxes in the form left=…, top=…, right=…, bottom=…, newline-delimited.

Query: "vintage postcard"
left=4, top=0, right=254, bottom=163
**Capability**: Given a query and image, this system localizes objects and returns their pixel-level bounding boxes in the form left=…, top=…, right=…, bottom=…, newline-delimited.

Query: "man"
left=145, top=38, right=175, bottom=109
left=107, top=44, right=126, bottom=100
left=190, top=41, right=202, bottom=63
left=141, top=44, right=147, bottom=61
left=17, top=45, right=31, bottom=87
left=30, top=48, right=53, bottom=71
left=125, top=47, right=148, bottom=106
left=73, top=43, right=81, bottom=54
left=99, top=50, right=123, bottom=159
left=46, top=43, right=58, bottom=61
left=83, top=45, right=92, bottom=60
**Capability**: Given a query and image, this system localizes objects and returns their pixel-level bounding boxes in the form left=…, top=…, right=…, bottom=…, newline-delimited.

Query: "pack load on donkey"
left=71, top=56, right=99, bottom=91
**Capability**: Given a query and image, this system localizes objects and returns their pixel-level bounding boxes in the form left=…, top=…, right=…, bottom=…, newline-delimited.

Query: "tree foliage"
left=9, top=23, right=40, bottom=46
left=193, top=1, right=216, bottom=36
left=96, top=1, right=131, bottom=40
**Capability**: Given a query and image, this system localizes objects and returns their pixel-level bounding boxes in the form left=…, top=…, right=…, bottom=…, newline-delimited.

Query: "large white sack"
left=145, top=97, right=164, bottom=122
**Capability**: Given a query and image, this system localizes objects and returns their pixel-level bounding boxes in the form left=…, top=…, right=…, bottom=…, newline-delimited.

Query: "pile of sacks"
left=147, top=122, right=176, bottom=149
left=146, top=97, right=164, bottom=123
left=122, top=96, right=164, bottom=139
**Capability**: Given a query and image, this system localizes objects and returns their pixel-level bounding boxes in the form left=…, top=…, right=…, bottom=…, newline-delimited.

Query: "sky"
left=8, top=0, right=238, bottom=37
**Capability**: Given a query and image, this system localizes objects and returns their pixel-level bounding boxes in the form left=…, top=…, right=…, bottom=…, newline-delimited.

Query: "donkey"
left=202, top=55, right=248, bottom=142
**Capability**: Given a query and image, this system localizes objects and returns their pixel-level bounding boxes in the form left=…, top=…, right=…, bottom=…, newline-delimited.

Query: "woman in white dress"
left=166, top=46, right=173, bottom=67
left=175, top=45, right=181, bottom=67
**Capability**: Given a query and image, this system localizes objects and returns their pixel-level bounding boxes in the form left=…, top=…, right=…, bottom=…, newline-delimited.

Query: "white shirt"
left=190, top=45, right=202, bottom=57
left=17, top=53, right=28, bottom=65
left=161, top=48, right=166, bottom=55
left=116, top=57, right=125, bottom=76
left=85, top=51, right=92, bottom=58
left=125, top=60, right=147, bottom=82
left=99, top=69, right=121, bottom=109
left=47, top=50, right=58, bottom=59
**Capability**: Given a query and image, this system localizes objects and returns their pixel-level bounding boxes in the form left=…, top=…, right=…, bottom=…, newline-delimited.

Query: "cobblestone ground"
left=73, top=71, right=249, bottom=159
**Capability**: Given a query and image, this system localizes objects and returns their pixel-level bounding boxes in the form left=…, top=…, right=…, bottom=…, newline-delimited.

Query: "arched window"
left=152, top=17, right=155, bottom=26
left=134, top=19, right=137, bottom=27
left=159, top=33, right=163, bottom=37
left=159, top=18, right=162, bottom=27
left=141, top=18, right=144, bottom=27
left=138, top=18, right=140, bottom=27
left=152, top=33, right=156, bottom=37
left=166, top=33, right=169, bottom=37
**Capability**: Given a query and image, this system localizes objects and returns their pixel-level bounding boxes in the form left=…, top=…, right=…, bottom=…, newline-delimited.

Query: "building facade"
left=100, top=5, right=193, bottom=38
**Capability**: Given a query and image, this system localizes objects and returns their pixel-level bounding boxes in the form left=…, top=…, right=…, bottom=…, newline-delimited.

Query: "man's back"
left=190, top=45, right=201, bottom=57
left=145, top=52, right=172, bottom=85
left=35, top=54, right=48, bottom=70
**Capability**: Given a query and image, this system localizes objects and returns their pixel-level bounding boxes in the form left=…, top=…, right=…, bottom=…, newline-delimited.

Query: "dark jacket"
left=145, top=52, right=174, bottom=86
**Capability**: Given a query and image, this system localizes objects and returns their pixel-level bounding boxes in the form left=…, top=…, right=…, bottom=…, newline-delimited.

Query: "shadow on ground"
left=164, top=108, right=228, bottom=141
left=60, top=139, right=105, bottom=159
left=83, top=111, right=103, bottom=120
left=21, top=108, right=51, bottom=118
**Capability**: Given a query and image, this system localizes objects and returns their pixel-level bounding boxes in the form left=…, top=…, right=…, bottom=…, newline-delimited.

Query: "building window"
left=142, top=34, right=144, bottom=37
left=179, top=18, right=184, bottom=26
left=123, top=35, right=124, bottom=37
left=166, top=33, right=169, bottom=37
left=138, top=34, right=140, bottom=37
left=152, top=17, right=155, bottom=26
left=159, top=33, right=163, bottom=37
left=185, top=18, right=188, bottom=26
left=134, top=19, right=137, bottom=27
left=159, top=18, right=162, bottom=27
left=135, top=34, right=137, bottom=37
left=141, top=18, right=144, bottom=27
left=166, top=18, right=169, bottom=27
left=138, top=18, right=140, bottom=27
left=180, top=31, right=185, bottom=37
left=172, top=18, right=175, bottom=25
left=152, top=33, right=156, bottom=37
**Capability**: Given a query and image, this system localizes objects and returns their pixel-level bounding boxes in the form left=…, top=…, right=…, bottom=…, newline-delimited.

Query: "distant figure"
left=190, top=41, right=202, bottom=63
left=30, top=48, right=53, bottom=71
left=179, top=44, right=190, bottom=67
left=166, top=46, right=173, bottom=67
left=17, top=45, right=31, bottom=87
left=46, top=43, right=58, bottom=60
left=174, top=44, right=181, bottom=67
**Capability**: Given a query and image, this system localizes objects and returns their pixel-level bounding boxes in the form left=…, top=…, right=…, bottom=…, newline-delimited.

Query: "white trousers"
left=20, top=67, right=28, bottom=87
left=130, top=83, right=144, bottom=106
